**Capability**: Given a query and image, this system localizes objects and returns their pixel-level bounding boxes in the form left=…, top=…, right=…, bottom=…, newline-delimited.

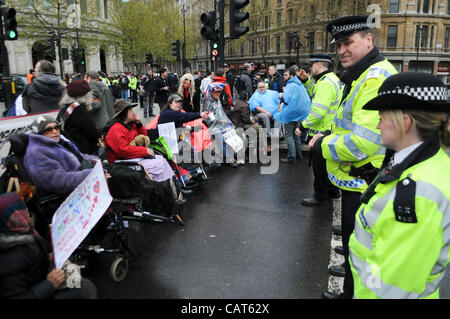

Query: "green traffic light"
left=8, top=30, right=16, bottom=39
left=212, top=43, right=218, bottom=49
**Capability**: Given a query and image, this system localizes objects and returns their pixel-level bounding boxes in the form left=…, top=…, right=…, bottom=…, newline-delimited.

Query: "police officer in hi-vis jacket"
left=349, top=72, right=450, bottom=299
left=309, top=15, right=398, bottom=299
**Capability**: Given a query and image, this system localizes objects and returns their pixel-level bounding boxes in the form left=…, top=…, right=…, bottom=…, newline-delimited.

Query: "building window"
left=423, top=0, right=429, bottom=13
left=389, top=0, right=399, bottom=13
left=448, top=0, right=450, bottom=15
left=417, top=0, right=421, bottom=13
left=288, top=9, right=293, bottom=25
left=307, top=32, right=315, bottom=52
left=387, top=25, right=398, bottom=47
left=277, top=12, right=282, bottom=27
left=416, top=25, right=429, bottom=47
left=265, top=16, right=269, bottom=30
left=276, top=36, right=281, bottom=54
left=277, top=0, right=282, bottom=5
left=421, top=25, right=429, bottom=47
left=104, top=0, right=108, bottom=19
left=240, top=42, right=244, bottom=57
left=265, top=0, right=268, bottom=8
left=445, top=28, right=450, bottom=49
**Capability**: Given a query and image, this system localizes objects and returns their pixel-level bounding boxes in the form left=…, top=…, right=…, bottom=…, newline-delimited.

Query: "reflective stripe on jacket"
left=302, top=72, right=342, bottom=134
left=349, top=141, right=450, bottom=299
left=321, top=59, right=398, bottom=192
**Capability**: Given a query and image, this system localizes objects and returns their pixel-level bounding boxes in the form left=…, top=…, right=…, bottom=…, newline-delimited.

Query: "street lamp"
left=181, top=5, right=187, bottom=69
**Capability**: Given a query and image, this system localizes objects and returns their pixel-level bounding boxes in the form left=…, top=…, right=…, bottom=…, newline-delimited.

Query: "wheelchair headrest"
left=8, top=134, right=30, bottom=156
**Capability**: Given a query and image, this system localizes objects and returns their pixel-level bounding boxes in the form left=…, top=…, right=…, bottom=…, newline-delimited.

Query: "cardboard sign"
left=158, top=122, right=179, bottom=154
left=0, top=110, right=59, bottom=144
left=222, top=126, right=244, bottom=154
left=51, top=161, right=112, bottom=269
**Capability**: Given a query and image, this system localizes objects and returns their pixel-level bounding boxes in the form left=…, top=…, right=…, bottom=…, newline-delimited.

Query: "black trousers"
left=312, top=137, right=340, bottom=201
left=341, top=189, right=362, bottom=298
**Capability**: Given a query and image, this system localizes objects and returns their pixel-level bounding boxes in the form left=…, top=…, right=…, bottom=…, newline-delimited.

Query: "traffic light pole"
left=218, top=0, right=225, bottom=68
left=0, top=6, right=12, bottom=109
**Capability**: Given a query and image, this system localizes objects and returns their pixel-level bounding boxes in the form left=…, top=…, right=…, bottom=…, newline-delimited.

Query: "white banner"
left=51, top=161, right=112, bottom=269
left=0, top=110, right=59, bottom=144
left=158, top=122, right=179, bottom=154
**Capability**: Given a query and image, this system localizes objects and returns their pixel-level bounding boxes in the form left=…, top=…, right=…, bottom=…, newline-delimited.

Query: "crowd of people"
left=1, top=13, right=450, bottom=299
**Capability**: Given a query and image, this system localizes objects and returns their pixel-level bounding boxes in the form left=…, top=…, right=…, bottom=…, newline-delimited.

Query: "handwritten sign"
left=51, top=161, right=112, bottom=269
left=158, top=122, right=179, bottom=154
left=0, top=110, right=59, bottom=144
left=222, top=125, right=244, bottom=154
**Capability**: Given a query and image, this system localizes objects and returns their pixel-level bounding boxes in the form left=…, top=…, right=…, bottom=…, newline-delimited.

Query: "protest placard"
left=158, top=122, right=179, bottom=154
left=51, top=161, right=112, bottom=269
left=0, top=110, right=59, bottom=144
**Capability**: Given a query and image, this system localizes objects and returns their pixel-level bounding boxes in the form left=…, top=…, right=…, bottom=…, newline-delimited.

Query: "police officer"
left=309, top=15, right=398, bottom=299
left=296, top=54, right=343, bottom=206
left=349, top=72, right=450, bottom=299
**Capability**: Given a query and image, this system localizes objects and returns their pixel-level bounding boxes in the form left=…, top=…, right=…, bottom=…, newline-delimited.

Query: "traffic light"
left=146, top=53, right=153, bottom=65
left=171, top=40, right=180, bottom=62
left=210, top=41, right=219, bottom=62
left=229, top=0, right=249, bottom=39
left=1, top=7, right=18, bottom=40
left=62, top=48, right=69, bottom=60
left=79, top=49, right=85, bottom=65
left=200, top=11, right=218, bottom=41
left=71, top=47, right=79, bottom=64
left=48, top=31, right=56, bottom=61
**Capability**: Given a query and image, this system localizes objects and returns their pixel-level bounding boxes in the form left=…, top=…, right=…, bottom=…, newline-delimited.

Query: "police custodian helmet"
left=362, top=72, right=450, bottom=113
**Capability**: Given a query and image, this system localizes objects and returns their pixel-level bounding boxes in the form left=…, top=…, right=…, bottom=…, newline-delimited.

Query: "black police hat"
left=362, top=72, right=450, bottom=113
left=310, top=54, right=332, bottom=64
left=326, top=15, right=371, bottom=44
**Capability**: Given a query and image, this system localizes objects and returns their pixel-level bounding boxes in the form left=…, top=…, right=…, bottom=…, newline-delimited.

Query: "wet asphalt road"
left=86, top=157, right=334, bottom=299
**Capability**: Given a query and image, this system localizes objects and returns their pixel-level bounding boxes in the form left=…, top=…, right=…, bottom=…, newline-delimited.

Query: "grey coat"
left=88, top=80, right=115, bottom=129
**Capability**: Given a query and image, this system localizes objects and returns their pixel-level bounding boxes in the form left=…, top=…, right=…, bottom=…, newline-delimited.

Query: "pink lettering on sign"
left=93, top=181, right=100, bottom=193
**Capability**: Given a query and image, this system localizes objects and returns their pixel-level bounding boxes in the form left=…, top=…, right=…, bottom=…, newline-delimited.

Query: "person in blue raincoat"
left=274, top=65, right=311, bottom=163
left=248, top=82, right=282, bottom=137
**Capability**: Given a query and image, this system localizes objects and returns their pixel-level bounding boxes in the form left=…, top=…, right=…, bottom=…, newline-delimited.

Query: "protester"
left=177, top=73, right=201, bottom=113
left=84, top=71, right=115, bottom=132
left=151, top=68, right=170, bottom=111
left=148, top=94, right=208, bottom=141
left=231, top=91, right=260, bottom=130
left=268, top=65, right=284, bottom=93
left=21, top=60, right=65, bottom=114
left=202, top=83, right=239, bottom=167
left=104, top=99, right=176, bottom=182
left=211, top=68, right=233, bottom=110
left=0, top=192, right=98, bottom=299
left=276, top=65, right=311, bottom=163
left=248, top=81, right=282, bottom=137
left=57, top=79, right=99, bottom=155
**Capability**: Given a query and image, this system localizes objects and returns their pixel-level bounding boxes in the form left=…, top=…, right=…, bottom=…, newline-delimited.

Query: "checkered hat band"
left=379, top=86, right=447, bottom=101
left=332, top=23, right=368, bottom=34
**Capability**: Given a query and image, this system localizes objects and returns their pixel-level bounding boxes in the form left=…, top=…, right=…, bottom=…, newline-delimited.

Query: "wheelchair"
left=0, top=133, right=173, bottom=282
left=150, top=134, right=209, bottom=193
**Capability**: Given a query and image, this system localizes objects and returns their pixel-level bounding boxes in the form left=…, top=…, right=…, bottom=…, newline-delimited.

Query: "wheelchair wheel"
left=110, top=256, right=129, bottom=282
